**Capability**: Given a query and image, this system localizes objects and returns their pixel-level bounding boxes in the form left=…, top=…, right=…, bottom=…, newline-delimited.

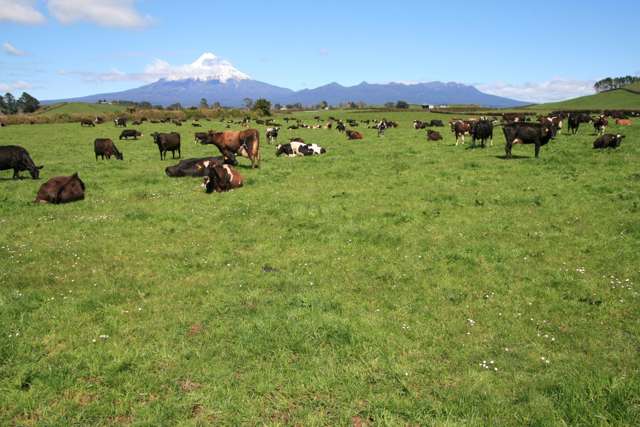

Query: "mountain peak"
left=145, top=52, right=250, bottom=83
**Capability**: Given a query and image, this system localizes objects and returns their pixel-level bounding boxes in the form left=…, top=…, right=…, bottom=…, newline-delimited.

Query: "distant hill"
left=529, top=89, right=640, bottom=110
left=37, top=102, right=125, bottom=116
left=43, top=52, right=528, bottom=109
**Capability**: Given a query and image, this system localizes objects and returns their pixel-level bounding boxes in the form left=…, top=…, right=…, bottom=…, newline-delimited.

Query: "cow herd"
left=0, top=109, right=634, bottom=204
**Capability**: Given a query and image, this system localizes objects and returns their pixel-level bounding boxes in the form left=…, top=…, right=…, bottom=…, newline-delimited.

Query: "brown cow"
left=202, top=129, right=260, bottom=168
left=345, top=130, right=363, bottom=140
left=451, top=120, right=472, bottom=145
left=426, top=130, right=443, bottom=141
left=616, top=119, right=632, bottom=126
left=35, top=173, right=85, bottom=204
left=94, top=138, right=123, bottom=160
left=201, top=163, right=244, bottom=193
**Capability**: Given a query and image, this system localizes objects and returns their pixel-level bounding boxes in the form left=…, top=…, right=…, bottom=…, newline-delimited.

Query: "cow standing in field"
left=119, top=129, right=143, bottom=140
left=201, top=129, right=260, bottom=168
left=413, top=120, right=427, bottom=129
left=593, top=134, right=624, bottom=149
left=114, top=117, right=127, bottom=127
left=451, top=120, right=472, bottom=145
left=94, top=138, right=123, bottom=160
left=151, top=132, right=181, bottom=160
left=593, top=116, right=608, bottom=135
left=0, top=145, right=43, bottom=179
left=200, top=163, right=244, bottom=193
left=377, top=120, right=387, bottom=137
left=471, top=119, right=493, bottom=147
left=80, top=119, right=95, bottom=127
left=34, top=173, right=85, bottom=204
left=266, top=127, right=279, bottom=144
left=502, top=123, right=554, bottom=158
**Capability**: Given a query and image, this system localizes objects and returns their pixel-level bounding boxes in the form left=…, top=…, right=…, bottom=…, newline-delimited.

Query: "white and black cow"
left=275, top=141, right=326, bottom=157
left=265, top=127, right=279, bottom=144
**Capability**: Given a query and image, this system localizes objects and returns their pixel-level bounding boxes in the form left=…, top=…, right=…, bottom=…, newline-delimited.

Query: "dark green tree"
left=199, top=98, right=209, bottom=109
left=4, top=93, right=17, bottom=114
left=17, top=92, right=40, bottom=113
left=395, top=100, right=409, bottom=109
left=252, top=98, right=272, bottom=116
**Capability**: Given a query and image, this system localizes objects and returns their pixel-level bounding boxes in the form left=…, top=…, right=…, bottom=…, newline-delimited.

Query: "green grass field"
left=1, top=111, right=639, bottom=425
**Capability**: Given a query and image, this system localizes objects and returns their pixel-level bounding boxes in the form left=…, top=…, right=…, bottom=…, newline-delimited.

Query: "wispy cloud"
left=477, top=79, right=596, bottom=103
left=0, top=0, right=45, bottom=24
left=0, top=80, right=33, bottom=93
left=3, top=42, right=27, bottom=56
left=47, top=0, right=152, bottom=28
left=60, top=52, right=250, bottom=84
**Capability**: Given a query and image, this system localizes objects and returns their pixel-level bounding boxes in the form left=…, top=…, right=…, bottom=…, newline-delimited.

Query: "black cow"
left=194, top=132, right=209, bottom=144
left=80, top=119, right=95, bottom=127
left=0, top=145, right=43, bottom=179
left=35, top=173, right=85, bottom=204
left=429, top=119, right=444, bottom=127
left=471, top=119, right=493, bottom=147
left=94, top=138, right=123, bottom=160
left=336, top=122, right=346, bottom=133
left=114, top=117, right=127, bottom=127
left=593, top=116, right=608, bottom=135
left=165, top=157, right=224, bottom=177
left=593, top=134, right=624, bottom=149
left=502, top=123, right=554, bottom=158
left=119, top=129, right=143, bottom=140
left=151, top=132, right=181, bottom=160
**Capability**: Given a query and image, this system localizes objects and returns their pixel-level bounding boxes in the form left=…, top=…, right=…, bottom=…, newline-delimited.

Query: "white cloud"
left=477, top=79, right=596, bottom=103
left=0, top=0, right=45, bottom=24
left=47, top=0, right=151, bottom=28
left=3, top=42, right=27, bottom=56
left=0, top=80, right=33, bottom=92
left=61, top=52, right=251, bottom=83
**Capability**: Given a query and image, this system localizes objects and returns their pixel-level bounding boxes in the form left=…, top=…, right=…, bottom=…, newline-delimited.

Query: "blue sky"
left=1, top=0, right=639, bottom=102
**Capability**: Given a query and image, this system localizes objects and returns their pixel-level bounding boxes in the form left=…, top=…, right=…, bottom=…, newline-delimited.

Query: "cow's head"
left=29, top=165, right=44, bottom=179
left=115, top=151, right=124, bottom=160
left=275, top=144, right=285, bottom=157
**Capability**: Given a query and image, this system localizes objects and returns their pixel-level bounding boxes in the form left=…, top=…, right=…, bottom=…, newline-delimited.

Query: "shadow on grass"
left=494, top=155, right=532, bottom=160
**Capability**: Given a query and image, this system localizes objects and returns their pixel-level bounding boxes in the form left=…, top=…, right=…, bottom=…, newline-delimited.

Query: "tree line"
left=0, top=92, right=40, bottom=114
left=594, top=75, right=640, bottom=92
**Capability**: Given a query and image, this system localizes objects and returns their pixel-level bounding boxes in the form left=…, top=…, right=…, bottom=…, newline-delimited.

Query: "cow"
left=114, top=117, right=127, bottom=127
left=151, top=132, right=181, bottom=160
left=266, top=127, right=279, bottom=144
left=413, top=120, right=428, bottom=129
left=451, top=120, right=472, bottom=145
left=80, top=119, right=95, bottom=127
left=568, top=113, right=581, bottom=135
left=336, top=122, right=346, bottom=133
left=119, top=129, right=143, bottom=140
left=593, top=116, right=608, bottom=135
left=0, top=145, right=43, bottom=179
left=201, top=163, right=244, bottom=193
left=94, top=138, right=123, bottom=160
left=616, top=119, right=632, bottom=126
left=276, top=141, right=326, bottom=157
left=593, top=134, right=624, bottom=149
left=34, top=173, right=85, bottom=204
left=345, top=130, right=363, bottom=140
left=165, top=157, right=224, bottom=177
left=502, top=123, right=554, bottom=158
left=194, top=132, right=209, bottom=144
left=377, top=120, right=387, bottom=137
left=539, top=116, right=562, bottom=137
left=200, top=129, right=260, bottom=168
left=471, top=119, right=494, bottom=147
left=426, top=130, right=443, bottom=141
left=94, top=116, right=105, bottom=124
left=429, top=119, right=444, bottom=127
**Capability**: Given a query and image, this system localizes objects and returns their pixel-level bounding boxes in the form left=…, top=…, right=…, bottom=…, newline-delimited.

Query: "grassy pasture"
left=36, top=102, right=126, bottom=117
left=535, top=89, right=640, bottom=111
left=1, top=110, right=639, bottom=425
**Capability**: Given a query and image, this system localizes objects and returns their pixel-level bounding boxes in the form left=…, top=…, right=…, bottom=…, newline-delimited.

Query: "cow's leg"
left=178, top=147, right=181, bottom=158
left=505, top=140, right=512, bottom=158
left=13, top=168, right=19, bottom=179
left=535, top=143, right=540, bottom=158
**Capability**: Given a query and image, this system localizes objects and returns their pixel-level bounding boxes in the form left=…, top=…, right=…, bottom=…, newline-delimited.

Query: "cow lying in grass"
left=35, top=173, right=85, bottom=204
left=276, top=141, right=326, bottom=157
left=199, top=161, right=244, bottom=193
left=593, top=134, right=624, bottom=149
left=426, top=130, right=443, bottom=141
left=345, top=130, right=363, bottom=140
left=165, top=157, right=224, bottom=177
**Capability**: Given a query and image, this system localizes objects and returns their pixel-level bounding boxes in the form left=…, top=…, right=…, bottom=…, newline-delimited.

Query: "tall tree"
left=3, top=93, right=17, bottom=114
left=199, top=98, right=209, bottom=109
left=252, top=98, right=272, bottom=116
left=17, top=92, right=40, bottom=113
